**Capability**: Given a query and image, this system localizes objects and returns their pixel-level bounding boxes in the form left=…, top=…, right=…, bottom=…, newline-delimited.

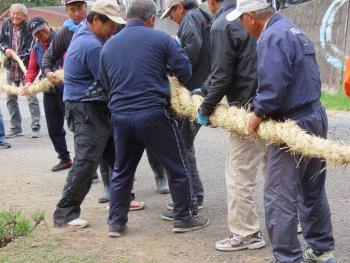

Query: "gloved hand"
left=192, top=88, right=205, bottom=96
left=196, top=112, right=209, bottom=126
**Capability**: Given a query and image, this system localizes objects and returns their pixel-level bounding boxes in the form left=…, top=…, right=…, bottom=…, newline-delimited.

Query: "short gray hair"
left=127, top=0, right=157, bottom=22
left=10, top=3, right=28, bottom=15
left=254, top=6, right=275, bottom=18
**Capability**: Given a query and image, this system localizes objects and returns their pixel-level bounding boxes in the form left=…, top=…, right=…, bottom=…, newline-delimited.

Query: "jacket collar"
left=126, top=19, right=145, bottom=27
left=265, top=13, right=282, bottom=30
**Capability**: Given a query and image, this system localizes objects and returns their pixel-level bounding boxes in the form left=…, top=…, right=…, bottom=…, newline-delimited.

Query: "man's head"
left=10, top=4, right=27, bottom=28
left=160, top=0, right=197, bottom=25
left=65, top=0, right=88, bottom=24
left=207, top=0, right=223, bottom=15
left=126, top=0, right=157, bottom=28
left=226, top=0, right=275, bottom=38
left=28, top=17, right=51, bottom=43
left=87, top=0, right=126, bottom=41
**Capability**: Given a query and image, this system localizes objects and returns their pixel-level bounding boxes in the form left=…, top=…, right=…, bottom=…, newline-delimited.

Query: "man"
left=0, top=111, right=11, bottom=149
left=227, top=0, right=336, bottom=262
left=194, top=0, right=266, bottom=252
left=100, top=0, right=209, bottom=237
left=23, top=17, right=72, bottom=172
left=53, top=0, right=127, bottom=228
left=156, top=0, right=212, bottom=220
left=0, top=3, right=41, bottom=138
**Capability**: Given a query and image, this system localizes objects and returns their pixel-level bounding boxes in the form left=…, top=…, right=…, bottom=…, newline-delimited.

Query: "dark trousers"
left=265, top=105, right=334, bottom=263
left=109, top=109, right=192, bottom=226
left=43, top=91, right=70, bottom=161
left=53, top=101, right=115, bottom=225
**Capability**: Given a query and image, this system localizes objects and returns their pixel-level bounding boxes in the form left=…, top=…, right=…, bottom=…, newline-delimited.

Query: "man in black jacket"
left=154, top=0, right=212, bottom=220
left=195, top=0, right=266, bottom=251
left=0, top=3, right=41, bottom=138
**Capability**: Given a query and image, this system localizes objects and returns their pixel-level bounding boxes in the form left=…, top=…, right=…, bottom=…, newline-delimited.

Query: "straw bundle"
left=11, top=52, right=27, bottom=75
left=170, top=80, right=350, bottom=165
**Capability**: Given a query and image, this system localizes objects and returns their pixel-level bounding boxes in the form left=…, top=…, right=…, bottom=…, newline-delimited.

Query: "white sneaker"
left=65, top=218, right=89, bottom=228
left=215, top=232, right=266, bottom=251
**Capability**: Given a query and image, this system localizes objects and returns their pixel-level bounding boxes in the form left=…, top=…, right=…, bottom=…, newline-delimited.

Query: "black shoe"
left=167, top=202, right=203, bottom=210
left=0, top=141, right=11, bottom=149
left=109, top=224, right=127, bottom=237
left=161, top=209, right=199, bottom=221
left=172, top=216, right=209, bottom=233
left=51, top=159, right=72, bottom=172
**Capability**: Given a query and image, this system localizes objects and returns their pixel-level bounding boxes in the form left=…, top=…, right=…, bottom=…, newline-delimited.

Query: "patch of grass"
left=114, top=257, right=157, bottom=263
left=321, top=91, right=350, bottom=111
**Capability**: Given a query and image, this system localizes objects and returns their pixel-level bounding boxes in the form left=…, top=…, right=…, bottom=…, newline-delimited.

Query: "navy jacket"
left=100, top=20, right=192, bottom=113
left=253, top=13, right=321, bottom=120
left=63, top=23, right=104, bottom=102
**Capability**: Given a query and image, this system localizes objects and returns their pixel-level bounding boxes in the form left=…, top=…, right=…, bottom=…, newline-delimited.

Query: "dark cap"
left=28, top=17, right=47, bottom=37
left=64, top=0, right=87, bottom=5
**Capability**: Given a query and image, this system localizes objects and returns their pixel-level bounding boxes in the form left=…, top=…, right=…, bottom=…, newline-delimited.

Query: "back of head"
left=126, top=0, right=157, bottom=22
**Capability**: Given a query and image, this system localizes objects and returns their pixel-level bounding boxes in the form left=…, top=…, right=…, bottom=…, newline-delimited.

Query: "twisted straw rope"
left=1, top=69, right=350, bottom=165
left=170, top=80, right=350, bottom=165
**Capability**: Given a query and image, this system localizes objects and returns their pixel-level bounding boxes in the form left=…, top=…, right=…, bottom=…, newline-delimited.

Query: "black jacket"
left=177, top=8, right=212, bottom=90
left=199, top=0, right=258, bottom=116
left=0, top=19, right=33, bottom=75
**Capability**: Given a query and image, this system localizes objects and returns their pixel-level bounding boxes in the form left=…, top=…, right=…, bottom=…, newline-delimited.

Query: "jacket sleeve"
left=99, top=51, right=110, bottom=93
left=165, top=36, right=192, bottom=85
left=199, top=26, right=238, bottom=116
left=25, top=49, right=40, bottom=83
left=17, top=26, right=34, bottom=66
left=344, top=56, right=350, bottom=98
left=43, top=27, right=70, bottom=74
left=253, top=34, right=293, bottom=118
left=179, top=16, right=203, bottom=70
left=0, top=22, right=10, bottom=54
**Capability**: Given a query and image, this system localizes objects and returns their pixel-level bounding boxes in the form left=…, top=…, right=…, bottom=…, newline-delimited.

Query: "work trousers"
left=53, top=101, right=115, bottom=225
left=265, top=105, right=335, bottom=263
left=109, top=109, right=192, bottom=226
left=6, top=73, right=40, bottom=133
left=43, top=90, right=70, bottom=161
left=226, top=135, right=266, bottom=238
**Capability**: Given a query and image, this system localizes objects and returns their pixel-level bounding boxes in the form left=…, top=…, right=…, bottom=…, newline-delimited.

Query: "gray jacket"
left=199, top=0, right=258, bottom=116
left=177, top=8, right=212, bottom=90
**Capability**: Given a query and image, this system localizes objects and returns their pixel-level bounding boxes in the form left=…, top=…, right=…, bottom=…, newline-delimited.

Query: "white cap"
left=92, top=0, right=126, bottom=24
left=226, top=0, right=272, bottom=22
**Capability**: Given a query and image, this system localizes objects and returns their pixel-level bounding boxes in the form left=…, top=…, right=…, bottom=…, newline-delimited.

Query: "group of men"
left=0, top=0, right=338, bottom=262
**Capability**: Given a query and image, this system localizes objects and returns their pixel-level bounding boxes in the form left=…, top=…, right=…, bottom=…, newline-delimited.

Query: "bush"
left=0, top=207, right=45, bottom=248
left=0, top=0, right=62, bottom=15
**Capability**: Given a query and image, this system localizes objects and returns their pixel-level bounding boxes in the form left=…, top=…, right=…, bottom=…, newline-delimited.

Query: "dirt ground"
left=0, top=93, right=350, bottom=263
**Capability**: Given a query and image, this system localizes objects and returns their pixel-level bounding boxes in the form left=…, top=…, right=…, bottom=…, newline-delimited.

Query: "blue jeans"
left=0, top=110, right=6, bottom=142
left=109, top=109, right=192, bottom=226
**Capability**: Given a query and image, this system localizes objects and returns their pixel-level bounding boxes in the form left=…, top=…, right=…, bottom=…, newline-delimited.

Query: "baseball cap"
left=226, top=0, right=273, bottom=22
left=28, top=17, right=47, bottom=37
left=64, top=0, right=87, bottom=5
left=92, top=0, right=126, bottom=24
left=160, top=0, right=183, bottom=19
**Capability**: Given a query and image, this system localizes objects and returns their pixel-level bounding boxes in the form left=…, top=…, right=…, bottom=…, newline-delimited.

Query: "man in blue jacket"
left=227, top=0, right=336, bottom=262
left=100, top=0, right=209, bottom=237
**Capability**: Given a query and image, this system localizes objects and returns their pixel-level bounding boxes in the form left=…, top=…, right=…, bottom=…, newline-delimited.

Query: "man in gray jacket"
left=156, top=0, right=212, bottom=220
left=195, top=0, right=266, bottom=252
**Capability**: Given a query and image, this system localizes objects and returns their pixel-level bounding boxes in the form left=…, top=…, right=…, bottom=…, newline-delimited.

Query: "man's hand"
left=196, top=112, right=209, bottom=126
left=248, top=113, right=263, bottom=139
left=45, top=71, right=59, bottom=85
left=5, top=48, right=14, bottom=58
left=22, top=82, right=32, bottom=96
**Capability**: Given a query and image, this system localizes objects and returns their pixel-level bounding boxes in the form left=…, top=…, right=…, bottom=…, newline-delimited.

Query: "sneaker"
left=31, top=130, right=40, bottom=138
left=6, top=130, right=23, bottom=138
left=64, top=218, right=89, bottom=228
left=51, top=159, right=73, bottom=172
left=172, top=216, right=209, bottom=233
left=109, top=224, right=127, bottom=237
left=0, top=141, right=11, bottom=149
left=130, top=200, right=145, bottom=211
left=215, top=232, right=266, bottom=251
left=303, top=247, right=337, bottom=263
left=167, top=202, right=203, bottom=211
left=161, top=210, right=199, bottom=221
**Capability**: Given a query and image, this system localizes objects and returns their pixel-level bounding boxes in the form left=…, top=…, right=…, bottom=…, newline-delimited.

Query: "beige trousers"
left=225, top=134, right=266, bottom=239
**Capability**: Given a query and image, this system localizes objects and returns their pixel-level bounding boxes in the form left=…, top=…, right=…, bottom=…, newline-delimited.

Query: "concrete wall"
left=282, top=0, right=350, bottom=92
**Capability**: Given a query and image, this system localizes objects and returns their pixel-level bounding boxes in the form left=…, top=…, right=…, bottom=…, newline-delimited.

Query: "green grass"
left=320, top=91, right=350, bottom=111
